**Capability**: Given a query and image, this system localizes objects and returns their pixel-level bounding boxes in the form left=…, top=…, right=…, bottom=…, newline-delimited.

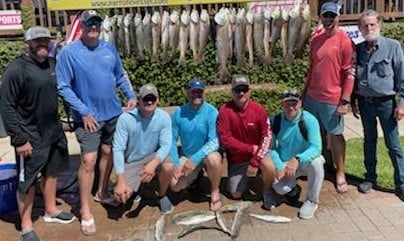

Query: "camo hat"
left=320, top=2, right=340, bottom=16
left=282, top=88, right=300, bottom=102
left=139, top=83, right=159, bottom=98
left=80, top=10, right=103, bottom=23
left=232, top=74, right=250, bottom=89
left=25, top=26, right=52, bottom=41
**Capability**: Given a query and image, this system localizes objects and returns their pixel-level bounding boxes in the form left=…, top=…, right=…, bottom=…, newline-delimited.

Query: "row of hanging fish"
left=99, top=4, right=312, bottom=81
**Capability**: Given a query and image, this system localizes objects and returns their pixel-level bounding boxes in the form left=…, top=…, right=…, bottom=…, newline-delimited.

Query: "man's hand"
left=285, top=157, right=299, bottom=179
left=139, top=158, right=159, bottom=183
left=82, top=113, right=99, bottom=133
left=394, top=106, right=404, bottom=121
left=252, top=145, right=259, bottom=155
left=336, top=104, right=349, bottom=116
left=276, top=169, right=286, bottom=180
left=16, top=142, right=33, bottom=158
left=246, top=164, right=258, bottom=177
left=114, top=180, right=132, bottom=204
left=182, top=158, right=196, bottom=176
left=126, top=99, right=138, bottom=110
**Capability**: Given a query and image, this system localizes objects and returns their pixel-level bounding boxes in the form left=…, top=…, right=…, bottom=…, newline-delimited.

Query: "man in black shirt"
left=0, top=26, right=75, bottom=241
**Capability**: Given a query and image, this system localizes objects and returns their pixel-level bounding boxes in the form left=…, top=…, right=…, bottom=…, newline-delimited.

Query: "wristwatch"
left=340, top=99, right=350, bottom=105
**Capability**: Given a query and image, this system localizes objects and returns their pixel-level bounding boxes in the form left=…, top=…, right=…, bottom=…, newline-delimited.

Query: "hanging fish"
left=168, top=10, right=180, bottom=59
left=234, top=8, right=246, bottom=68
left=215, top=8, right=231, bottom=83
left=196, top=9, right=210, bottom=63
left=178, top=9, right=190, bottom=65
left=189, top=9, right=200, bottom=62
left=245, top=10, right=254, bottom=66
left=160, top=10, right=170, bottom=60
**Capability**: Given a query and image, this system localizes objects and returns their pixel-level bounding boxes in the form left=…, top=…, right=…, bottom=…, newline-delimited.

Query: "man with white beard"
left=352, top=10, right=404, bottom=200
left=169, top=78, right=223, bottom=211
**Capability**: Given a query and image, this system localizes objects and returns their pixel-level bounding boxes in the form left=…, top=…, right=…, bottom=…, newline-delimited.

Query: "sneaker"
left=395, top=186, right=404, bottom=202
left=21, top=230, right=41, bottom=241
left=262, top=190, right=277, bottom=210
left=358, top=181, right=373, bottom=194
left=43, top=210, right=76, bottom=224
left=299, top=200, right=318, bottom=219
left=158, top=196, right=174, bottom=214
left=286, top=185, right=301, bottom=204
left=134, top=194, right=142, bottom=202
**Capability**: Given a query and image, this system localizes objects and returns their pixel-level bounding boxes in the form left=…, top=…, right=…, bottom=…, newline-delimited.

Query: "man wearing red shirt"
left=303, top=2, right=355, bottom=194
left=217, top=74, right=276, bottom=209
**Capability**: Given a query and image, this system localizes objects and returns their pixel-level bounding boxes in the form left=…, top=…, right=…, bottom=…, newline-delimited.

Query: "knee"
left=100, top=144, right=112, bottom=156
left=81, top=156, right=96, bottom=172
left=162, top=161, right=174, bottom=173
left=229, top=192, right=242, bottom=200
left=206, top=152, right=223, bottom=168
left=260, top=156, right=275, bottom=173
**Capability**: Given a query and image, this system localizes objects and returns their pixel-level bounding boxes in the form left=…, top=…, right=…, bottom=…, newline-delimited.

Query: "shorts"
left=303, top=96, right=344, bottom=135
left=176, top=160, right=205, bottom=186
left=123, top=153, right=170, bottom=192
left=75, top=116, right=118, bottom=154
left=227, top=161, right=250, bottom=194
left=17, top=136, right=69, bottom=193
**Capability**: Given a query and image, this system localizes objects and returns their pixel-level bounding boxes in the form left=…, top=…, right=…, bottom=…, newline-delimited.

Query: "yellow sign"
left=46, top=0, right=254, bottom=10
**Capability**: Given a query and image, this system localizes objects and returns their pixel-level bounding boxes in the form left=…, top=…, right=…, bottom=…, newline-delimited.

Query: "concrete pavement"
left=1, top=113, right=404, bottom=241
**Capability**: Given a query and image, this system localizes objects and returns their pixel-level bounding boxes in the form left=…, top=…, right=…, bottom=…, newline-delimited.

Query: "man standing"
left=352, top=10, right=404, bottom=200
left=169, top=78, right=223, bottom=211
left=217, top=74, right=275, bottom=209
left=0, top=26, right=75, bottom=241
left=303, top=2, right=355, bottom=194
left=56, top=10, right=137, bottom=236
left=113, top=83, right=174, bottom=213
left=271, top=89, right=325, bottom=219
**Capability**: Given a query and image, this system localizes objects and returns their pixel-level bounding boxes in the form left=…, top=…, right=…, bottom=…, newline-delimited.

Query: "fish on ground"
left=249, top=213, right=292, bottom=223
left=155, top=214, right=167, bottom=241
left=220, top=201, right=253, bottom=213
left=215, top=211, right=232, bottom=235
left=174, top=211, right=216, bottom=226
left=230, top=206, right=249, bottom=240
left=177, top=224, right=221, bottom=239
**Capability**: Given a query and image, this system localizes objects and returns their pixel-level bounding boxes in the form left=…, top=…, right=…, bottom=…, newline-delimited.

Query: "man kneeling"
left=113, top=83, right=174, bottom=214
left=270, top=89, right=324, bottom=219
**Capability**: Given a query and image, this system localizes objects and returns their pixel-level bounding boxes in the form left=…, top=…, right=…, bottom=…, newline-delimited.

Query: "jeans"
left=358, top=97, right=404, bottom=187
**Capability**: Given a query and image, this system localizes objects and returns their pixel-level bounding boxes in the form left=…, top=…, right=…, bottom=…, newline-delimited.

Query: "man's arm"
left=112, top=114, right=129, bottom=175
left=296, top=112, right=322, bottom=164
left=112, top=45, right=136, bottom=101
left=340, top=37, right=356, bottom=101
left=170, top=109, right=182, bottom=167
left=250, top=108, right=272, bottom=168
left=393, top=40, right=404, bottom=106
left=156, top=112, right=173, bottom=162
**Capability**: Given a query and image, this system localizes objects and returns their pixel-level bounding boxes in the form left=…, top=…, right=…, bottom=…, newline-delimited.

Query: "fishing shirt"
left=270, top=110, right=322, bottom=170
left=355, top=36, right=404, bottom=106
left=112, top=108, right=172, bottom=174
left=306, top=29, right=356, bottom=105
left=217, top=100, right=272, bottom=168
left=0, top=54, right=63, bottom=148
left=56, top=39, right=136, bottom=123
left=170, top=101, right=219, bottom=167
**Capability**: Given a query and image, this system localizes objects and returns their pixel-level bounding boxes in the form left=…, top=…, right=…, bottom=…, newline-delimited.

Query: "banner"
left=46, top=0, right=255, bottom=10
left=340, top=25, right=364, bottom=45
left=0, top=10, right=22, bottom=30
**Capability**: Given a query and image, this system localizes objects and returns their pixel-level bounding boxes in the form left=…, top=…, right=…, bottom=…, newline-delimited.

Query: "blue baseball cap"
left=188, top=78, right=205, bottom=90
left=320, top=2, right=340, bottom=16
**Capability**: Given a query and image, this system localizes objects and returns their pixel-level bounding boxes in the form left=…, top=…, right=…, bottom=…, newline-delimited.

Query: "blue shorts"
left=303, top=96, right=344, bottom=135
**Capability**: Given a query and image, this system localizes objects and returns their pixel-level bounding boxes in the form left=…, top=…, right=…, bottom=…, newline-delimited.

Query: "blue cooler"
left=0, top=163, right=18, bottom=215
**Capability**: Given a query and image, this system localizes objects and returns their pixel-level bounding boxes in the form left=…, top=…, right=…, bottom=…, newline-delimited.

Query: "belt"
left=357, top=95, right=395, bottom=103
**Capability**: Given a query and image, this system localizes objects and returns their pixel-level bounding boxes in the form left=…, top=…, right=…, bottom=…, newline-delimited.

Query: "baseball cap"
left=25, top=26, right=52, bottom=41
left=80, top=10, right=103, bottom=23
left=320, top=2, right=340, bottom=16
left=139, top=83, right=159, bottom=98
left=232, top=74, right=250, bottom=89
left=282, top=89, right=300, bottom=102
left=188, top=78, right=205, bottom=90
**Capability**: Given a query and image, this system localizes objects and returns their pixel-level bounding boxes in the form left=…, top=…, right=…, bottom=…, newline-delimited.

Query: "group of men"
left=0, top=2, right=403, bottom=241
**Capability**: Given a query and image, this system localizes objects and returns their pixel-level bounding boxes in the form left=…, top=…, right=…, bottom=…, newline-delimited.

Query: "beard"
left=30, top=45, right=49, bottom=62
left=192, top=98, right=203, bottom=106
left=362, top=30, right=380, bottom=42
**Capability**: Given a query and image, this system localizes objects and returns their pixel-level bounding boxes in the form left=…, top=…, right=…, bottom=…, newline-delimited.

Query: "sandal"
left=94, top=192, right=120, bottom=207
left=210, top=196, right=222, bottom=212
left=80, top=217, right=96, bottom=236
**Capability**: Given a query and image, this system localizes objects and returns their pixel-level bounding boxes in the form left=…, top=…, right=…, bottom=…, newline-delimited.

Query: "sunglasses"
left=284, top=100, right=298, bottom=106
left=83, top=19, right=102, bottom=28
left=282, top=93, right=300, bottom=99
left=322, top=13, right=337, bottom=18
left=233, top=85, right=249, bottom=94
left=142, top=94, right=157, bottom=103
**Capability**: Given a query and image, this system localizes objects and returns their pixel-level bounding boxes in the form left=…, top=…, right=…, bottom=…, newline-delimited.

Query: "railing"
left=0, top=0, right=403, bottom=37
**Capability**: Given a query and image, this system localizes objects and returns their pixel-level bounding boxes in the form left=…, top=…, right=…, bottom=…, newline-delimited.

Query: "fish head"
left=151, top=12, right=161, bottom=24
left=180, top=10, right=190, bottom=25
left=190, top=9, right=199, bottom=23
left=271, top=6, right=281, bottom=19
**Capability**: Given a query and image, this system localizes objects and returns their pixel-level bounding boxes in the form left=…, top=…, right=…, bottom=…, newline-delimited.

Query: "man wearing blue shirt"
left=56, top=10, right=137, bottom=236
left=169, top=78, right=223, bottom=211
left=113, top=83, right=174, bottom=214
left=352, top=10, right=404, bottom=200
left=270, top=89, right=324, bottom=219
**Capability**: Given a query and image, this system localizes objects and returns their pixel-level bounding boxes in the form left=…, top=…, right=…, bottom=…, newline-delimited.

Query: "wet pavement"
left=1, top=113, right=404, bottom=241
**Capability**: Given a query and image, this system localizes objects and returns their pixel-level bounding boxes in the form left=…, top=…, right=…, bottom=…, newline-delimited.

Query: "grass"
left=345, top=136, right=404, bottom=189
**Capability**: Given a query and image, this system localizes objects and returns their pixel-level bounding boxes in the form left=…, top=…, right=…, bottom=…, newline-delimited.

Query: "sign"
left=249, top=0, right=308, bottom=11
left=0, top=10, right=22, bottom=30
left=340, top=25, right=364, bottom=45
left=46, top=0, right=254, bottom=10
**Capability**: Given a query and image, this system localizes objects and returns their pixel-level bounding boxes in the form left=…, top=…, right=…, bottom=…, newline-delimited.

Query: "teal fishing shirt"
left=113, top=108, right=172, bottom=174
left=270, top=110, right=322, bottom=170
left=171, top=101, right=219, bottom=167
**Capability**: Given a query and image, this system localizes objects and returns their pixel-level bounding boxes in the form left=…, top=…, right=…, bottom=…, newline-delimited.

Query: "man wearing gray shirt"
left=352, top=10, right=404, bottom=200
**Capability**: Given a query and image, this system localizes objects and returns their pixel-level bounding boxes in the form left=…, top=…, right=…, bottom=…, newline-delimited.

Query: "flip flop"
left=210, top=196, right=222, bottom=212
left=336, top=181, right=349, bottom=194
left=80, top=217, right=96, bottom=236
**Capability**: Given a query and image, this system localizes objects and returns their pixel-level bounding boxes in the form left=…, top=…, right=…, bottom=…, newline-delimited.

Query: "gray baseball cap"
left=232, top=74, right=250, bottom=89
left=25, top=26, right=52, bottom=41
left=139, top=83, right=159, bottom=98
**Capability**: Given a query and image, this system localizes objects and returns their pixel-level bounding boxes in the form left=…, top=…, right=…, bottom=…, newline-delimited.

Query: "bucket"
left=0, top=163, right=18, bottom=215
